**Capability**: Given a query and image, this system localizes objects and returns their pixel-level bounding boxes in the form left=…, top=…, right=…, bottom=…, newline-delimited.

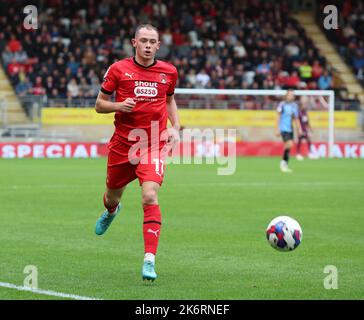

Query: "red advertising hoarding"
left=1, top=142, right=364, bottom=158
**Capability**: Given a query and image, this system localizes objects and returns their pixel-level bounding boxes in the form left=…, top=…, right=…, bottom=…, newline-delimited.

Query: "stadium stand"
left=317, top=0, right=364, bottom=86
left=0, top=0, right=361, bottom=114
left=315, top=0, right=364, bottom=106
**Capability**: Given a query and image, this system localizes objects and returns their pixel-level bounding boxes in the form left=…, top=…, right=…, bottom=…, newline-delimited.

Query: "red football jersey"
left=101, top=57, right=178, bottom=163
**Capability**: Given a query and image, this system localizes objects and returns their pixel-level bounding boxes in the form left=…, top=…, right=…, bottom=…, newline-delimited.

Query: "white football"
left=266, top=216, right=303, bottom=251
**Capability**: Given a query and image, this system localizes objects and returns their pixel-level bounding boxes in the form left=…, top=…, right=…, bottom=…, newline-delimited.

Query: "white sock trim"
left=144, top=253, right=155, bottom=264
left=108, top=203, right=119, bottom=215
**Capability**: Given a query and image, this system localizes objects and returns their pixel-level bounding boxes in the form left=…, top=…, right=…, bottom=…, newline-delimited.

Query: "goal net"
left=174, top=89, right=335, bottom=158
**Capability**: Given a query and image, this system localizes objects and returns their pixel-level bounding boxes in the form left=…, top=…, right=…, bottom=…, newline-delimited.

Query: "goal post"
left=175, top=88, right=335, bottom=158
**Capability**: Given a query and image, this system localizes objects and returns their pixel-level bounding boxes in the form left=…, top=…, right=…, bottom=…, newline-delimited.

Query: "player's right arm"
left=95, top=92, right=135, bottom=114
left=95, top=63, right=136, bottom=114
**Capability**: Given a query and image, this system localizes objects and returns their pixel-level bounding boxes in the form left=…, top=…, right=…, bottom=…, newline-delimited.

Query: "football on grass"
left=266, top=216, right=302, bottom=251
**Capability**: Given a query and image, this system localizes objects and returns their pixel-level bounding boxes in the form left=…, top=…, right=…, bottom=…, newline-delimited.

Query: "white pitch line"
left=0, top=282, right=101, bottom=300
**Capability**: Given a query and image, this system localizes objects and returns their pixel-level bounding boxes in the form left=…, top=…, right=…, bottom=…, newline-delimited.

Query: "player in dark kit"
left=276, top=89, right=301, bottom=173
left=296, top=102, right=315, bottom=160
left=93, top=24, right=180, bottom=282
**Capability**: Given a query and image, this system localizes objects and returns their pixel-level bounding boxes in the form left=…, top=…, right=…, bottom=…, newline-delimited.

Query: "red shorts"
left=106, top=150, right=167, bottom=189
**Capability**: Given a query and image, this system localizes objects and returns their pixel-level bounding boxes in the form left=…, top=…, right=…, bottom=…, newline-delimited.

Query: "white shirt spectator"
left=343, top=24, right=356, bottom=38
left=162, top=30, right=173, bottom=46
left=196, top=69, right=210, bottom=88
left=285, top=43, right=300, bottom=57
left=67, top=79, right=79, bottom=98
left=186, top=69, right=197, bottom=86
left=153, top=1, right=167, bottom=17
left=234, top=41, right=247, bottom=58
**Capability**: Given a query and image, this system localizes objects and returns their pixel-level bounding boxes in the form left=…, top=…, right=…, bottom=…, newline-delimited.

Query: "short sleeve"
left=101, top=64, right=119, bottom=95
left=277, top=102, right=283, bottom=113
left=167, top=68, right=178, bottom=96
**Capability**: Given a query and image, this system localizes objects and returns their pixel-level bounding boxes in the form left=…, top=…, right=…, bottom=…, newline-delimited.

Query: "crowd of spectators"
left=0, top=0, right=349, bottom=109
left=318, top=0, right=364, bottom=87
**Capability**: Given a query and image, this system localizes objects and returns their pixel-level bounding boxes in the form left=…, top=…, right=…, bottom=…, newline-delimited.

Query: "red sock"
left=103, top=193, right=118, bottom=214
left=143, top=204, right=162, bottom=255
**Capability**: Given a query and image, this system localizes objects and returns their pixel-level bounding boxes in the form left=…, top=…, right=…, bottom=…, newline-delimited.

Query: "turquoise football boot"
left=95, top=204, right=121, bottom=235
left=142, top=261, right=157, bottom=282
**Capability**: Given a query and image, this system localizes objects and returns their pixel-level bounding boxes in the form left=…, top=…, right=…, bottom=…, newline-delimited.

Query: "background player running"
left=276, top=89, right=301, bottom=173
left=93, top=24, right=180, bottom=282
left=296, top=100, right=315, bottom=160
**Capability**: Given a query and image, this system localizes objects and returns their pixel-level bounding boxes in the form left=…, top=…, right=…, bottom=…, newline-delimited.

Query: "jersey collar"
left=133, top=56, right=157, bottom=68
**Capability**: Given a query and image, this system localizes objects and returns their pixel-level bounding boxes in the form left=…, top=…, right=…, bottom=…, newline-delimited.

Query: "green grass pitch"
left=0, top=157, right=363, bottom=300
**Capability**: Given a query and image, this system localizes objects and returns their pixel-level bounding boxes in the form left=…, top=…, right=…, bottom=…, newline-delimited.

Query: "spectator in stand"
left=186, top=69, right=197, bottom=87
left=196, top=69, right=211, bottom=88
left=67, top=78, right=79, bottom=99
left=285, top=41, right=300, bottom=59
left=13, top=45, right=28, bottom=64
left=15, top=76, right=32, bottom=96
left=7, top=58, right=22, bottom=77
left=7, top=34, right=21, bottom=53
left=1, top=45, right=14, bottom=67
left=79, top=77, right=91, bottom=97
left=193, top=11, right=204, bottom=28
left=58, top=77, right=68, bottom=98
left=234, top=40, right=247, bottom=63
left=284, top=70, right=301, bottom=89
left=0, top=0, right=353, bottom=109
left=352, top=50, right=364, bottom=73
left=318, top=70, right=333, bottom=90
left=67, top=55, right=80, bottom=76
left=32, top=76, right=46, bottom=96
left=49, top=88, right=60, bottom=100
left=153, top=0, right=167, bottom=17
left=161, top=28, right=173, bottom=47
left=45, top=76, right=55, bottom=95
left=299, top=60, right=313, bottom=82
left=312, top=60, right=324, bottom=80
left=256, top=60, right=271, bottom=75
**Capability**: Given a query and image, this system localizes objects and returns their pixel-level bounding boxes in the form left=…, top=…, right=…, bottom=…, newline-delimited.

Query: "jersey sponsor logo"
left=134, top=87, right=158, bottom=97
left=134, top=81, right=158, bottom=88
left=134, top=81, right=159, bottom=97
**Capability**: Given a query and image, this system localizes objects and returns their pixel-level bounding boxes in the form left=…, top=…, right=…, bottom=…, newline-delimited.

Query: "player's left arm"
left=166, top=94, right=180, bottom=147
left=166, top=94, right=180, bottom=131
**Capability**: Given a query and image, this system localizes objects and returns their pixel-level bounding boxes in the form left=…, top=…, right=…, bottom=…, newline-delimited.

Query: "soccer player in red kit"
left=94, top=24, right=180, bottom=282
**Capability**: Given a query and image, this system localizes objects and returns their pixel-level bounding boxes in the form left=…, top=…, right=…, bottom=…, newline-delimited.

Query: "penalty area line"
left=0, top=282, right=102, bottom=300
